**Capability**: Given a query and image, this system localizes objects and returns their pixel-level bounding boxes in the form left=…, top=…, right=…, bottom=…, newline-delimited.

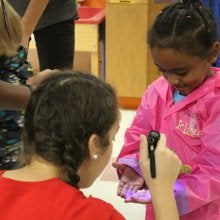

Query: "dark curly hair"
left=148, top=0, right=217, bottom=58
left=21, top=71, right=118, bottom=188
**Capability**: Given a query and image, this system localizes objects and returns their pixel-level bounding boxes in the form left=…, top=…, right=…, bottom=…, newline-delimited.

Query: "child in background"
left=0, top=0, right=33, bottom=169
left=114, top=0, right=220, bottom=219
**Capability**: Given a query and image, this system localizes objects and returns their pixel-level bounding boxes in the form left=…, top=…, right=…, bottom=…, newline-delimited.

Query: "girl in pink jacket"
left=115, top=0, right=220, bottom=219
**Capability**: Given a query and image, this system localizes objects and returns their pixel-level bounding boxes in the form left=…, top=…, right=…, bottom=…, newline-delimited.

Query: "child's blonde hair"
left=0, top=0, right=23, bottom=57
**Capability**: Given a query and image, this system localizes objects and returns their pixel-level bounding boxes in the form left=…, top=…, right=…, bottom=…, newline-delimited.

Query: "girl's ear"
left=87, top=134, right=100, bottom=160
left=208, top=42, right=220, bottom=63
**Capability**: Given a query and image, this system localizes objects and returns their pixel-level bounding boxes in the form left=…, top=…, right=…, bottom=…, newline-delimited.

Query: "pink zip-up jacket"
left=117, top=67, right=220, bottom=220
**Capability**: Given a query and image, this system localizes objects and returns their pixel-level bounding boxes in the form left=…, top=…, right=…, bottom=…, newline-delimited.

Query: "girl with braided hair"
left=0, top=70, right=182, bottom=220
left=0, top=71, right=124, bottom=219
left=114, top=0, right=220, bottom=219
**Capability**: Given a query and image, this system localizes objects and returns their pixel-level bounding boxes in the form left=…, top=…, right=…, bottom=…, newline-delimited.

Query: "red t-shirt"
left=0, top=171, right=125, bottom=220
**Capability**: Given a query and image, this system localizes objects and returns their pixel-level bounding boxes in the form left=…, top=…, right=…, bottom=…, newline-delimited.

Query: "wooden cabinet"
left=75, top=7, right=105, bottom=77
left=106, top=0, right=168, bottom=108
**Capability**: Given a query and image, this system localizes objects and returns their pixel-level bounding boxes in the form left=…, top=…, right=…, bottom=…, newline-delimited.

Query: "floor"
left=82, top=109, right=146, bottom=219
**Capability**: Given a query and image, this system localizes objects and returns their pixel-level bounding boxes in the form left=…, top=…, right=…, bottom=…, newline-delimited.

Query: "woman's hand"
left=27, top=69, right=58, bottom=89
left=139, top=134, right=181, bottom=191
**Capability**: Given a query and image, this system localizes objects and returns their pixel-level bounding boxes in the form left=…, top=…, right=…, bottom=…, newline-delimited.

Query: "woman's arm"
left=21, top=0, right=49, bottom=48
left=139, top=134, right=181, bottom=220
left=0, top=81, right=30, bottom=109
left=0, top=69, right=54, bottom=110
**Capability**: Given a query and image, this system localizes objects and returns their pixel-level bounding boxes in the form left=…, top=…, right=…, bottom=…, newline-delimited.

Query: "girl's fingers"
left=112, top=162, right=125, bottom=171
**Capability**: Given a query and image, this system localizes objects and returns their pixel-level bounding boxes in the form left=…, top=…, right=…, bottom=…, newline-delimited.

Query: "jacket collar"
left=153, top=67, right=220, bottom=116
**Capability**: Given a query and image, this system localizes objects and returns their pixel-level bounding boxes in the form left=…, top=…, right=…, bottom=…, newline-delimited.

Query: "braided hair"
left=21, top=71, right=118, bottom=188
left=148, top=0, right=217, bottom=58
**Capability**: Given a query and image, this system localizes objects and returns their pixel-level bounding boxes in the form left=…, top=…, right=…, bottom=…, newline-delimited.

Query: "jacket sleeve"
left=174, top=100, right=220, bottom=216
left=117, top=87, right=159, bottom=177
